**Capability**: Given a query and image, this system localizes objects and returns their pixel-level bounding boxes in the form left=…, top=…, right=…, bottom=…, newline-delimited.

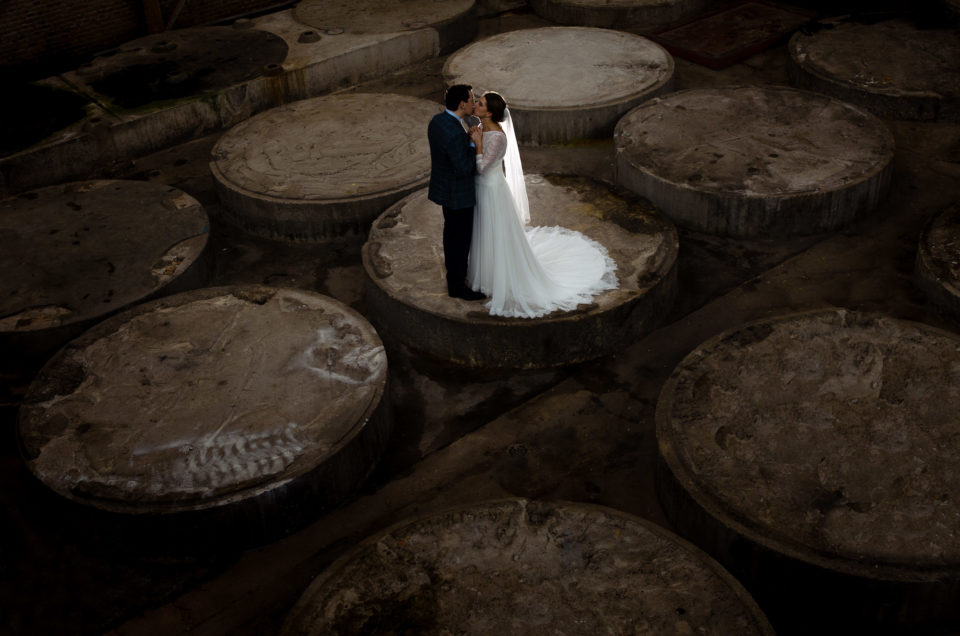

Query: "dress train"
left=467, top=130, right=617, bottom=319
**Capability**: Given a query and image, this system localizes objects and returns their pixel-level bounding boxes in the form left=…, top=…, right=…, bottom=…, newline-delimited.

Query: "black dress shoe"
left=458, top=288, right=486, bottom=301
left=448, top=286, right=486, bottom=301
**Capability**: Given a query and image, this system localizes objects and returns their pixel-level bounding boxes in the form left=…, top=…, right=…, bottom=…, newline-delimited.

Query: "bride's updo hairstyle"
left=483, top=91, right=507, bottom=123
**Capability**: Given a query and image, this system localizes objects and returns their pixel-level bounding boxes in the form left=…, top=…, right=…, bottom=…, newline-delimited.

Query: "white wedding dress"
left=467, top=113, right=617, bottom=319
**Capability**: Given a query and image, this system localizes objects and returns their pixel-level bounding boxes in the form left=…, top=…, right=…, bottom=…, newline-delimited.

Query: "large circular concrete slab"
left=615, top=85, right=895, bottom=237
left=363, top=176, right=678, bottom=369
left=444, top=28, right=674, bottom=144
left=17, top=286, right=389, bottom=546
left=294, top=0, right=476, bottom=54
left=281, top=499, right=775, bottom=635
left=916, top=202, right=960, bottom=323
left=657, top=309, right=960, bottom=630
left=789, top=19, right=960, bottom=122
left=211, top=93, right=438, bottom=242
left=530, top=0, right=710, bottom=30
left=75, top=27, right=288, bottom=110
left=0, top=180, right=208, bottom=366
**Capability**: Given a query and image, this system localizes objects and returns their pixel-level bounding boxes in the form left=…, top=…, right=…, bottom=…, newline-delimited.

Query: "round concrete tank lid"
left=789, top=19, right=960, bottom=101
left=294, top=0, right=474, bottom=33
left=17, top=286, right=387, bottom=514
left=616, top=85, right=893, bottom=197
left=280, top=499, right=775, bottom=635
left=362, top=175, right=678, bottom=368
left=529, top=0, right=711, bottom=30
left=0, top=180, right=208, bottom=334
left=657, top=309, right=960, bottom=577
left=74, top=27, right=288, bottom=110
left=444, top=27, right=673, bottom=110
left=916, top=202, right=960, bottom=322
left=211, top=93, right=437, bottom=201
left=557, top=0, right=693, bottom=6
left=614, top=85, right=894, bottom=236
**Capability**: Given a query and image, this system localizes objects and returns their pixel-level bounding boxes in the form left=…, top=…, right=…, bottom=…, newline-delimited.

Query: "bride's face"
left=475, top=96, right=490, bottom=119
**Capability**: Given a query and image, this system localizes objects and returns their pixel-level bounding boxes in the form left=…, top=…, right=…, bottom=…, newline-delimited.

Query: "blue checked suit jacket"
left=427, top=111, right=476, bottom=209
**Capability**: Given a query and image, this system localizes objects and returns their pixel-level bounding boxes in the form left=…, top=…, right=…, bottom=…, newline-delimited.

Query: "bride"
left=466, top=92, right=617, bottom=319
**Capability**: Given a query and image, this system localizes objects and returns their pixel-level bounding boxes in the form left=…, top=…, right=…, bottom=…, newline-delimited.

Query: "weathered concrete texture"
left=657, top=309, right=960, bottom=630
left=645, top=1, right=815, bottom=70
left=294, top=0, right=477, bottom=54
left=211, top=93, right=438, bottom=242
left=529, top=0, right=710, bottom=30
left=916, top=202, right=960, bottom=323
left=949, top=0, right=960, bottom=19
left=0, top=180, right=208, bottom=366
left=363, top=176, right=678, bottom=368
left=76, top=27, right=289, bottom=110
left=281, top=499, right=775, bottom=635
left=9, top=11, right=960, bottom=636
left=615, top=85, right=894, bottom=237
left=18, top=286, right=390, bottom=546
left=444, top=27, right=674, bottom=144
left=0, top=10, right=437, bottom=196
left=476, top=0, right=527, bottom=17
left=789, top=19, right=960, bottom=122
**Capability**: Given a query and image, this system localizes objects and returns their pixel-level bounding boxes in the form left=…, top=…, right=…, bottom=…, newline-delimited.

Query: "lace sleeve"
left=475, top=132, right=507, bottom=175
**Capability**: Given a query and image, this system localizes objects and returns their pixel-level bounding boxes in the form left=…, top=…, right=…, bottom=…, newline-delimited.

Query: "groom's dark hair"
left=445, top=84, right=473, bottom=111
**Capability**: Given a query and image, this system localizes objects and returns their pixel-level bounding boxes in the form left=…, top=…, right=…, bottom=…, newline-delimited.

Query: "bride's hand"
left=468, top=127, right=482, bottom=144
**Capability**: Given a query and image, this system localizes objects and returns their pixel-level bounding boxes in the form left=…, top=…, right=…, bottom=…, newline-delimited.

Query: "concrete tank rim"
left=441, top=26, right=675, bottom=111
left=293, top=0, right=476, bottom=34
left=656, top=306, right=960, bottom=583
left=787, top=20, right=960, bottom=100
left=614, top=84, right=896, bottom=199
left=210, top=92, right=439, bottom=200
left=362, top=183, right=678, bottom=328
left=535, top=0, right=696, bottom=6
left=17, top=283, right=388, bottom=515
left=209, top=160, right=431, bottom=206
left=916, top=202, right=960, bottom=300
left=0, top=178, right=210, bottom=331
left=279, top=497, right=776, bottom=636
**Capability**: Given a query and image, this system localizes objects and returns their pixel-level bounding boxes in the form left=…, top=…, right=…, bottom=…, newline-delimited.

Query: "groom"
left=427, top=84, right=485, bottom=301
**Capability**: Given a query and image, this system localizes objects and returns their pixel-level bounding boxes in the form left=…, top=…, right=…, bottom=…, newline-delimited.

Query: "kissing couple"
left=427, top=84, right=617, bottom=319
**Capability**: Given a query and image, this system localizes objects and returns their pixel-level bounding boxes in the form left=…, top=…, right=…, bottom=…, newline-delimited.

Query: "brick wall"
left=0, top=0, right=288, bottom=78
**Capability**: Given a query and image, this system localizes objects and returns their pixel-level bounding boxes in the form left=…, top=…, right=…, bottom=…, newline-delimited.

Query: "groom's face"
left=462, top=90, right=475, bottom=115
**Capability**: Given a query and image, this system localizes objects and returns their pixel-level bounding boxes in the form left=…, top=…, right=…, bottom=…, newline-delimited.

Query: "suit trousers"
left=442, top=205, right=474, bottom=293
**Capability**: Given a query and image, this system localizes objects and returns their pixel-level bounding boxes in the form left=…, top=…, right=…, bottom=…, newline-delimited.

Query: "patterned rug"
left=650, top=1, right=815, bottom=69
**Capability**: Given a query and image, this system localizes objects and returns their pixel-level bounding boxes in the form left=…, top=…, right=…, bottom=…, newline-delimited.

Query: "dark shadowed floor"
left=3, top=5, right=960, bottom=636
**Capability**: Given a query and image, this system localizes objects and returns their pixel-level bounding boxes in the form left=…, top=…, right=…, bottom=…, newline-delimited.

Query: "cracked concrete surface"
left=3, top=5, right=960, bottom=636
